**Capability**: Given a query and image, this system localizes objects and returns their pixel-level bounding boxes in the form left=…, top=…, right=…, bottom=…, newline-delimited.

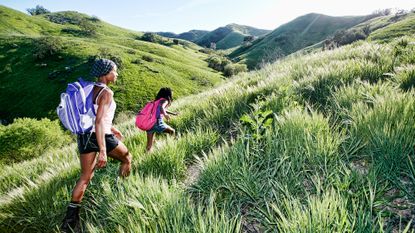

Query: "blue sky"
left=0, top=0, right=413, bottom=33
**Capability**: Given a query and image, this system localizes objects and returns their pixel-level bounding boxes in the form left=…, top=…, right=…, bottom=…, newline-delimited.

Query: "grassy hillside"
left=157, top=30, right=209, bottom=42
left=230, top=13, right=369, bottom=69
left=196, top=23, right=270, bottom=49
left=0, top=18, right=414, bottom=231
left=368, top=12, right=415, bottom=41
left=0, top=5, right=222, bottom=122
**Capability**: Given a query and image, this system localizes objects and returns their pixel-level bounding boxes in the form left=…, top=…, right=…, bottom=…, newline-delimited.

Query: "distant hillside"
left=229, top=13, right=369, bottom=68
left=294, top=11, right=415, bottom=55
left=0, top=5, right=222, bottom=122
left=367, top=12, right=415, bottom=41
left=196, top=24, right=270, bottom=49
left=157, top=30, right=209, bottom=42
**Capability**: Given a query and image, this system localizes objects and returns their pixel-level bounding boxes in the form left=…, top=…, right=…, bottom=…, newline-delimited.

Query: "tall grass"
left=348, top=92, right=415, bottom=178
left=1, top=36, right=415, bottom=232
left=84, top=176, right=241, bottom=233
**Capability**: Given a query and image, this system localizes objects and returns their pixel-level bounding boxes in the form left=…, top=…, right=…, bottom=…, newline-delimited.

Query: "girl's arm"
left=166, top=110, right=178, bottom=116
left=160, top=101, right=171, bottom=121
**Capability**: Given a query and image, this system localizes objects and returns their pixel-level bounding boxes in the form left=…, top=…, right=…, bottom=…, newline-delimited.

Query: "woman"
left=146, top=87, right=178, bottom=152
left=61, top=59, right=132, bottom=232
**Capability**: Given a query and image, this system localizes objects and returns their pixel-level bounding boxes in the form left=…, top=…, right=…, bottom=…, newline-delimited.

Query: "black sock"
left=69, top=201, right=81, bottom=208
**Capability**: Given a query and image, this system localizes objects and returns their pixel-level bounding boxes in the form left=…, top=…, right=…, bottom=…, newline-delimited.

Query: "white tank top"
left=92, top=87, right=116, bottom=134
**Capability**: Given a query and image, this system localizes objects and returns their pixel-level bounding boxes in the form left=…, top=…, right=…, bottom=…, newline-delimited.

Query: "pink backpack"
left=135, top=98, right=165, bottom=130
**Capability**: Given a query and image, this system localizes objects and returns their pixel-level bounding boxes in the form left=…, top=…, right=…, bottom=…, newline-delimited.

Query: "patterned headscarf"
left=90, top=58, right=116, bottom=77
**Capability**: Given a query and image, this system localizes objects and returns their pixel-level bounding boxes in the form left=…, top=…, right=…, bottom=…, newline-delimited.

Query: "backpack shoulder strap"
left=93, top=85, right=108, bottom=104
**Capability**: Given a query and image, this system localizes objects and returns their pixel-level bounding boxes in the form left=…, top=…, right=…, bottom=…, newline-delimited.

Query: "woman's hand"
left=96, top=149, right=107, bottom=168
left=111, top=127, right=124, bottom=140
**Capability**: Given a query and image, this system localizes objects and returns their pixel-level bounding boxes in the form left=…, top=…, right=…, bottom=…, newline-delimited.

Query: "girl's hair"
left=155, top=87, right=173, bottom=104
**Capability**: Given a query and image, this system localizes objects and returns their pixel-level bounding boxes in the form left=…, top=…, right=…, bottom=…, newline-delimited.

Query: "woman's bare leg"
left=71, top=152, right=97, bottom=202
left=108, top=141, right=132, bottom=177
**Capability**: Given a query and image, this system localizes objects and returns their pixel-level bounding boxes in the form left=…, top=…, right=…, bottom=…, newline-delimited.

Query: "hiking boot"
left=61, top=203, right=81, bottom=233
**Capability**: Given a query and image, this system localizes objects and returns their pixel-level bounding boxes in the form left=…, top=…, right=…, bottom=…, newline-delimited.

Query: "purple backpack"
left=57, top=78, right=105, bottom=134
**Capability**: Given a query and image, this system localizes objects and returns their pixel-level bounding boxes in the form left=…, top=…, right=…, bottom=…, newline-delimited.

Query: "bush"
left=79, top=18, right=98, bottom=36
left=141, top=32, right=162, bottom=43
left=27, top=5, right=50, bottom=16
left=330, top=29, right=367, bottom=47
left=223, top=63, right=247, bottom=77
left=33, top=36, right=64, bottom=60
left=142, top=55, right=154, bottom=62
left=96, top=47, right=123, bottom=69
left=0, top=118, right=71, bottom=163
left=206, top=55, right=230, bottom=72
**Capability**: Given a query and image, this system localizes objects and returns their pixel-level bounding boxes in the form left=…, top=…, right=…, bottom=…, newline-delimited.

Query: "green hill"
left=157, top=30, right=209, bottom=42
left=0, top=6, right=222, bottom=122
left=0, top=29, right=414, bottom=232
left=294, top=11, right=415, bottom=55
left=1, top=5, right=415, bottom=233
left=195, top=23, right=270, bottom=49
left=368, top=12, right=415, bottom=41
left=229, top=13, right=369, bottom=68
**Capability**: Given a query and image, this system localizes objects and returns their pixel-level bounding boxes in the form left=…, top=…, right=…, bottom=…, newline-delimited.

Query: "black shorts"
left=77, top=132, right=119, bottom=154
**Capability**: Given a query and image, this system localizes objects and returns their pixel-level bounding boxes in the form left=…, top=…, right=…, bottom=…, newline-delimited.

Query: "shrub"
left=331, top=29, right=367, bottom=47
left=27, top=5, right=50, bottom=16
left=33, top=36, right=64, bottom=60
left=206, top=55, right=231, bottom=72
left=90, top=15, right=100, bottom=22
left=96, top=47, right=123, bottom=69
left=142, top=55, right=154, bottom=62
left=0, top=118, right=71, bottom=163
left=141, top=32, right=162, bottom=43
left=79, top=18, right=98, bottom=36
left=223, top=63, right=247, bottom=77
left=45, top=12, right=83, bottom=25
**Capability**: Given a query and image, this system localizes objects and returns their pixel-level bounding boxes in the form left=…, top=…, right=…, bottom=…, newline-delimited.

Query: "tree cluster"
left=206, top=55, right=247, bottom=77
left=27, top=5, right=50, bottom=16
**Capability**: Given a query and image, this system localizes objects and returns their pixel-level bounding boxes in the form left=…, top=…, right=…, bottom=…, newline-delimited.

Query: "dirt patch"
left=183, top=163, right=202, bottom=186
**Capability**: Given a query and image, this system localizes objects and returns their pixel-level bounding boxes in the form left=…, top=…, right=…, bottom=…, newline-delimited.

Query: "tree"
left=27, top=5, right=50, bottom=16
left=243, top=35, right=254, bottom=42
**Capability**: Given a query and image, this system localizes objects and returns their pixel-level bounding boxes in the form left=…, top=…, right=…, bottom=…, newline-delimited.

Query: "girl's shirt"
left=156, top=99, right=168, bottom=120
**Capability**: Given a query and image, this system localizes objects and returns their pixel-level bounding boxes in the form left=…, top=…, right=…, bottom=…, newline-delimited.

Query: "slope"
left=229, top=13, right=369, bottom=68
left=0, top=5, right=222, bottom=122
left=1, top=32, right=414, bottom=232
left=195, top=23, right=270, bottom=49
left=157, top=30, right=209, bottom=42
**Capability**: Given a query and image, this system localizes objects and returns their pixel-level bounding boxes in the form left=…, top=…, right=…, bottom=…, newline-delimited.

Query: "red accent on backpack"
left=135, top=98, right=166, bottom=131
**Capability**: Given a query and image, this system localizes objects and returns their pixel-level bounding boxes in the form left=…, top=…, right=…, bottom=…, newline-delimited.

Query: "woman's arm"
left=95, top=90, right=112, bottom=168
left=111, top=126, right=124, bottom=140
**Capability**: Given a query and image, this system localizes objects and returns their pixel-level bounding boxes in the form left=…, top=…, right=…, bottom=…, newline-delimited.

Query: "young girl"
left=146, top=87, right=177, bottom=152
